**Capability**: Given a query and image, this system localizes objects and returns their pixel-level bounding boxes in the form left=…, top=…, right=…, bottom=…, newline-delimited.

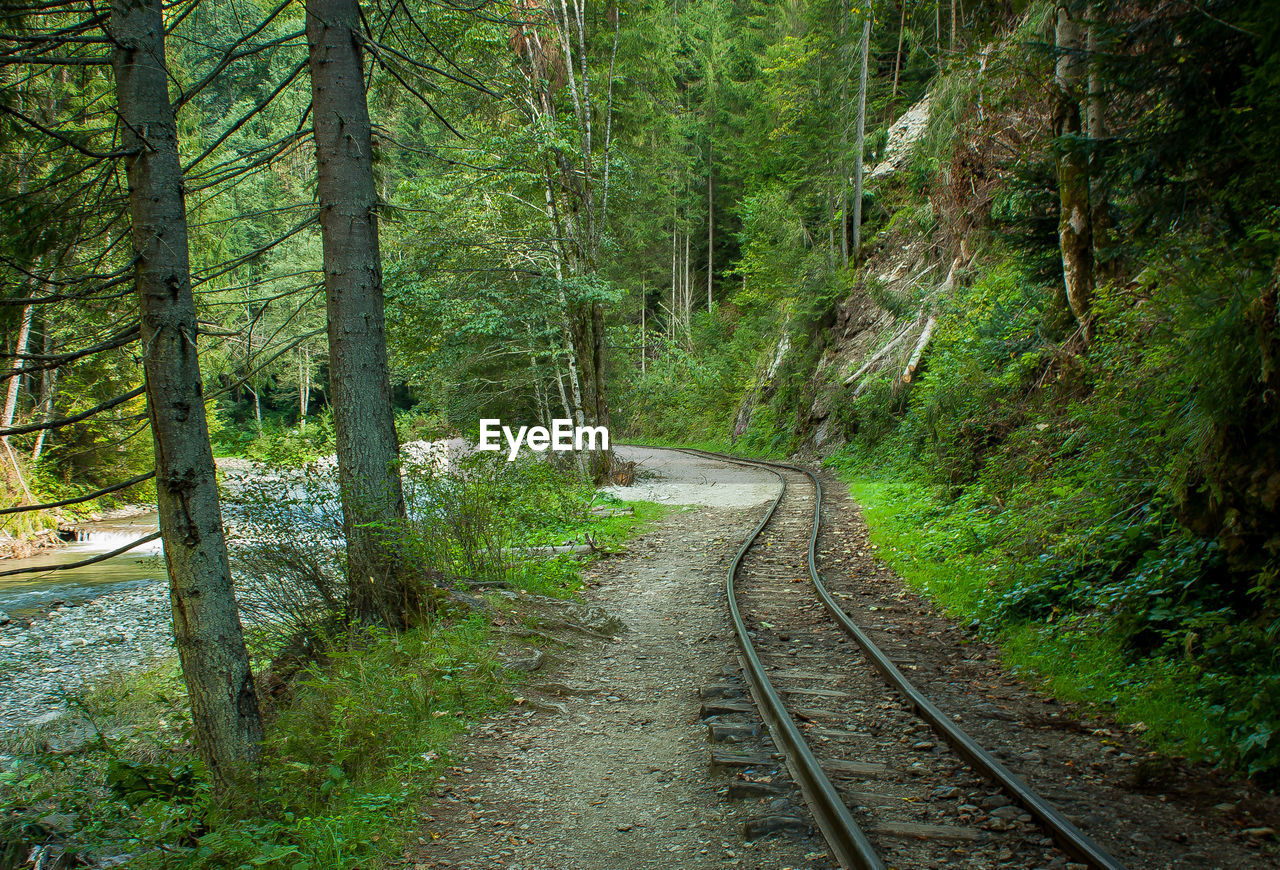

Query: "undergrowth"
left=0, top=460, right=666, bottom=867
left=827, top=239, right=1280, bottom=779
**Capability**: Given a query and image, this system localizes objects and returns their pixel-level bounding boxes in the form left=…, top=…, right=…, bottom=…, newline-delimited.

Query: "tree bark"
left=1054, top=4, right=1094, bottom=344
left=306, top=0, right=412, bottom=625
left=839, top=7, right=850, bottom=268
left=299, top=344, right=310, bottom=424
left=1086, top=8, right=1114, bottom=283
left=110, top=0, right=261, bottom=790
left=640, top=291, right=646, bottom=375
left=892, top=1, right=906, bottom=99
left=901, top=316, right=937, bottom=384
left=30, top=324, right=57, bottom=463
left=852, top=17, right=871, bottom=261
left=683, top=230, right=691, bottom=335
left=3, top=304, right=33, bottom=428
left=707, top=143, right=714, bottom=312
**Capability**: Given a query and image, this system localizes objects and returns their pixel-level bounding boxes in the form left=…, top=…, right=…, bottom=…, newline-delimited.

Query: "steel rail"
left=680, top=447, right=1126, bottom=870
left=718, top=455, right=885, bottom=870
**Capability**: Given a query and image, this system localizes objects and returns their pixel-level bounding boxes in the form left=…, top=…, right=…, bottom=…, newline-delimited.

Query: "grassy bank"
left=839, top=473, right=1229, bottom=770
left=0, top=464, right=665, bottom=869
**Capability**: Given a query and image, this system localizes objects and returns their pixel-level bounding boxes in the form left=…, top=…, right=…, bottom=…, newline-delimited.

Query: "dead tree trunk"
left=110, top=0, right=261, bottom=790
left=306, top=0, right=412, bottom=625
left=1054, top=3, right=1094, bottom=344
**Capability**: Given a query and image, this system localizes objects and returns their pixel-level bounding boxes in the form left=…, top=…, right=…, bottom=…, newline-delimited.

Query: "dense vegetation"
left=615, top=1, right=1280, bottom=779
left=1, top=0, right=1277, bottom=863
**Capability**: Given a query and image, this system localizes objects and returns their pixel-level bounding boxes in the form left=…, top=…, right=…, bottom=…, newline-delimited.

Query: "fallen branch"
left=844, top=320, right=917, bottom=386
left=901, top=315, right=938, bottom=384
left=0, top=531, right=161, bottom=578
left=498, top=626, right=575, bottom=646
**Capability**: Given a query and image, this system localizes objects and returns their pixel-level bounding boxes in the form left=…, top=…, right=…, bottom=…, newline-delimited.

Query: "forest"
left=0, top=0, right=1277, bottom=866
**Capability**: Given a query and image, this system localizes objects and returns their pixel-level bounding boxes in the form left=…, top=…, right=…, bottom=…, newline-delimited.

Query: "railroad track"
left=683, top=448, right=1125, bottom=870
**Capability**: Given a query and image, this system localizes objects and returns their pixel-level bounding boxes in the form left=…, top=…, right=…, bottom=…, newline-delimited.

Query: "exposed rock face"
left=729, top=93, right=943, bottom=456
left=868, top=93, right=932, bottom=181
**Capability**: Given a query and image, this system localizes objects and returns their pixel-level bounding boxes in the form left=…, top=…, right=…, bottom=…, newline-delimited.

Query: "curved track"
left=685, top=448, right=1125, bottom=870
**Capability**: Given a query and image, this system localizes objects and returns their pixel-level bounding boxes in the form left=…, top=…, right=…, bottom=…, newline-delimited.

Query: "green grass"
left=837, top=470, right=1228, bottom=765
left=0, top=618, right=507, bottom=870
left=508, top=498, right=670, bottom=597
left=1001, top=620, right=1223, bottom=759
left=844, top=478, right=993, bottom=616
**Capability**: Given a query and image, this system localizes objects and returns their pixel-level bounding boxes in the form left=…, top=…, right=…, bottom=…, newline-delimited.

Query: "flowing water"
left=0, top=514, right=164, bottom=619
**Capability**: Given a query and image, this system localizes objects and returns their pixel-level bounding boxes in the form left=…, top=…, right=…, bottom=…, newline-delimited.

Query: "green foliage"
left=225, top=412, right=337, bottom=467
left=402, top=453, right=587, bottom=591
left=828, top=235, right=1280, bottom=777
left=0, top=472, right=664, bottom=867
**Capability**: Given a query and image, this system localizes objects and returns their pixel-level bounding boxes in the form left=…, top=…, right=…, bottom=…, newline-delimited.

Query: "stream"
left=0, top=514, right=164, bottom=621
left=0, top=444, right=457, bottom=730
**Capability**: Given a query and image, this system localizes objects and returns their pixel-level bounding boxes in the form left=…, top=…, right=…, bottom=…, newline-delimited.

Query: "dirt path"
left=407, top=448, right=1279, bottom=870
left=409, top=448, right=826, bottom=869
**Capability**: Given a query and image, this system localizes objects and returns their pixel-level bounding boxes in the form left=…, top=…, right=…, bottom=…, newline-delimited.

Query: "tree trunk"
left=249, top=384, right=262, bottom=434
left=299, top=344, right=310, bottom=426
left=110, top=0, right=261, bottom=791
left=839, top=6, right=850, bottom=269
left=552, top=351, right=573, bottom=421
left=3, top=304, right=33, bottom=428
left=1054, top=4, right=1094, bottom=344
left=935, top=0, right=941, bottom=55
left=1086, top=10, right=1114, bottom=283
left=852, top=18, right=871, bottom=261
left=901, top=316, right=938, bottom=384
left=707, top=144, right=714, bottom=312
left=306, top=0, right=412, bottom=626
left=31, top=325, right=57, bottom=463
left=640, top=291, right=646, bottom=375
left=683, top=230, right=691, bottom=334
left=892, top=2, right=906, bottom=99
left=670, top=218, right=677, bottom=341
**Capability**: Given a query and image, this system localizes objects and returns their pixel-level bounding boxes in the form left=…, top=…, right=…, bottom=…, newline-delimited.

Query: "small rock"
left=931, top=786, right=960, bottom=800
left=0, top=609, right=10, bottom=626
left=980, top=794, right=1012, bottom=810
left=743, top=816, right=809, bottom=839
left=507, top=650, right=545, bottom=673
left=1242, top=827, right=1277, bottom=840
left=991, top=806, right=1022, bottom=821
